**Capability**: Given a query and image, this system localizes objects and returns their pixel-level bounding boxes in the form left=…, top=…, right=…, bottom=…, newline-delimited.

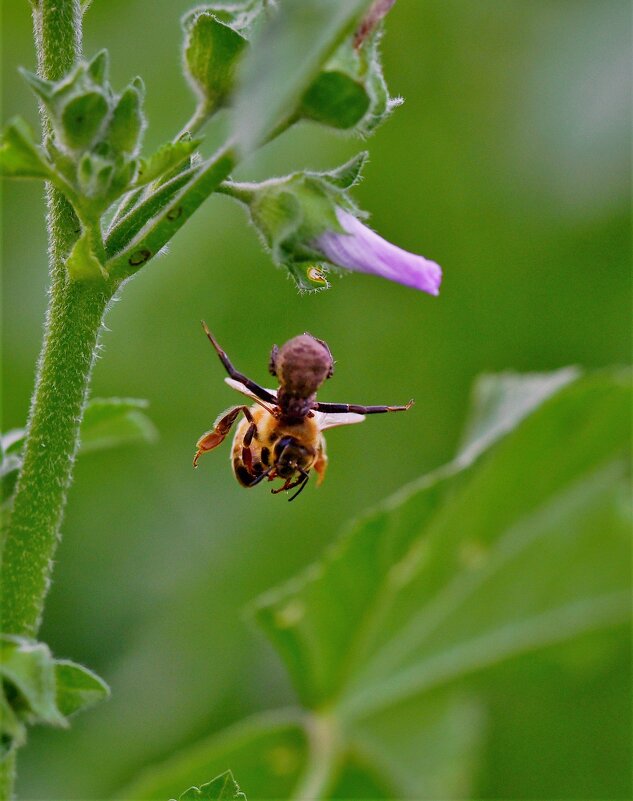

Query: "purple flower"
left=314, top=208, right=442, bottom=295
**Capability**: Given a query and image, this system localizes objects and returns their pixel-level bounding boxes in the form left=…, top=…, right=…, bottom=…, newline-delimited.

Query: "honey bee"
left=193, top=322, right=413, bottom=501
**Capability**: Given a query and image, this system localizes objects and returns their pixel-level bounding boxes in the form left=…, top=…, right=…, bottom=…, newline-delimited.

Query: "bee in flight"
left=193, top=322, right=413, bottom=501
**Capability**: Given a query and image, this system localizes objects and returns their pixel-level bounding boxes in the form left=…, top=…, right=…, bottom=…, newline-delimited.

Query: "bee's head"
left=274, top=436, right=314, bottom=478
left=269, top=333, right=334, bottom=397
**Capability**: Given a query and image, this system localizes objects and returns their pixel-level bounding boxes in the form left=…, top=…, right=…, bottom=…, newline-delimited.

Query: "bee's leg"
left=312, top=399, right=414, bottom=414
left=271, top=477, right=293, bottom=495
left=193, top=405, right=252, bottom=467
left=288, top=470, right=310, bottom=502
left=247, top=466, right=273, bottom=487
left=241, top=419, right=258, bottom=474
left=201, top=321, right=277, bottom=404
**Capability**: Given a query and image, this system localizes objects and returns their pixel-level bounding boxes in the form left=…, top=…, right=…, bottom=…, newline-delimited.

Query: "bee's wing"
left=224, top=377, right=278, bottom=407
left=315, top=411, right=366, bottom=430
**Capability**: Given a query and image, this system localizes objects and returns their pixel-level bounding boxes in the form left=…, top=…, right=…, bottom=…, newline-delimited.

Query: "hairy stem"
left=0, top=0, right=113, bottom=637
left=1, top=280, right=111, bottom=636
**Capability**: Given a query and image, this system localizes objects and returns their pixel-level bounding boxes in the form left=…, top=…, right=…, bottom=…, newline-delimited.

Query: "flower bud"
left=225, top=153, right=442, bottom=294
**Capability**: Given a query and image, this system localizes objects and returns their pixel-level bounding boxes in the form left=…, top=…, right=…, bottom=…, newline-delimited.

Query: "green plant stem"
left=1, top=280, right=112, bottom=636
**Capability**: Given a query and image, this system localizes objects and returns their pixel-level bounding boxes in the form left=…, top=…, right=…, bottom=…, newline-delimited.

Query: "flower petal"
left=315, top=208, right=442, bottom=295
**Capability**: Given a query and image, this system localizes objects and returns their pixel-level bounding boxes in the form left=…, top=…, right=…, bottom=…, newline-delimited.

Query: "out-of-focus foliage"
left=1, top=397, right=156, bottom=505
left=115, top=368, right=632, bottom=799
left=2, top=1, right=630, bottom=799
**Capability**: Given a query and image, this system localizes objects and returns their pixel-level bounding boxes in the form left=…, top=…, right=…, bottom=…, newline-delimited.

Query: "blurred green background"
left=2, top=1, right=631, bottom=798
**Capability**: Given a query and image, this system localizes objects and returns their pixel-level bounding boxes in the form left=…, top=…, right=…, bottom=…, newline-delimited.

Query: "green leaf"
left=54, top=660, right=110, bottom=718
left=1, top=399, right=155, bottom=507
left=116, top=711, right=305, bottom=801
left=79, top=397, right=158, bottom=453
left=177, top=770, right=246, bottom=801
left=0, top=637, right=109, bottom=758
left=250, top=368, right=630, bottom=796
left=65, top=229, right=106, bottom=281
left=183, top=10, right=248, bottom=113
left=135, top=139, right=201, bottom=188
left=232, top=0, right=371, bottom=153
left=0, top=116, right=52, bottom=179
left=458, top=367, right=580, bottom=461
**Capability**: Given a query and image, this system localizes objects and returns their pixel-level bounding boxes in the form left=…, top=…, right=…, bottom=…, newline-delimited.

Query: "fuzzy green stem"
left=1, top=280, right=111, bottom=636
left=0, top=0, right=90, bottom=633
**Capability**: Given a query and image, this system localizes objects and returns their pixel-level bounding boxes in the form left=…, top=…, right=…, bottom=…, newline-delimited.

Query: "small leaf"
left=65, top=229, right=106, bottom=281
left=60, top=90, right=109, bottom=150
left=54, top=660, right=110, bottom=718
left=183, top=11, right=248, bottom=113
left=136, top=139, right=201, bottom=188
left=0, top=116, right=52, bottom=179
left=177, top=770, right=246, bottom=801
left=298, top=70, right=370, bottom=129
left=80, top=397, right=157, bottom=453
left=0, top=636, right=65, bottom=728
left=232, top=0, right=371, bottom=153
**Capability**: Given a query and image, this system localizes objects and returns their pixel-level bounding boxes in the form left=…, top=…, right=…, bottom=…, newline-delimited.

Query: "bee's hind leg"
left=201, top=321, right=277, bottom=405
left=193, top=405, right=253, bottom=467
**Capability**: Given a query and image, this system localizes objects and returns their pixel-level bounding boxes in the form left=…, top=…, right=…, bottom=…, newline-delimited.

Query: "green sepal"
left=183, top=9, right=249, bottom=114
left=0, top=116, right=53, bottom=179
left=60, top=90, right=110, bottom=150
left=323, top=150, right=368, bottom=189
left=175, top=770, right=247, bottom=801
left=87, top=49, right=109, bottom=85
left=298, top=26, right=398, bottom=134
left=299, top=69, right=370, bottom=129
left=227, top=154, right=368, bottom=290
left=65, top=229, right=107, bottom=281
left=104, top=81, right=145, bottom=155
